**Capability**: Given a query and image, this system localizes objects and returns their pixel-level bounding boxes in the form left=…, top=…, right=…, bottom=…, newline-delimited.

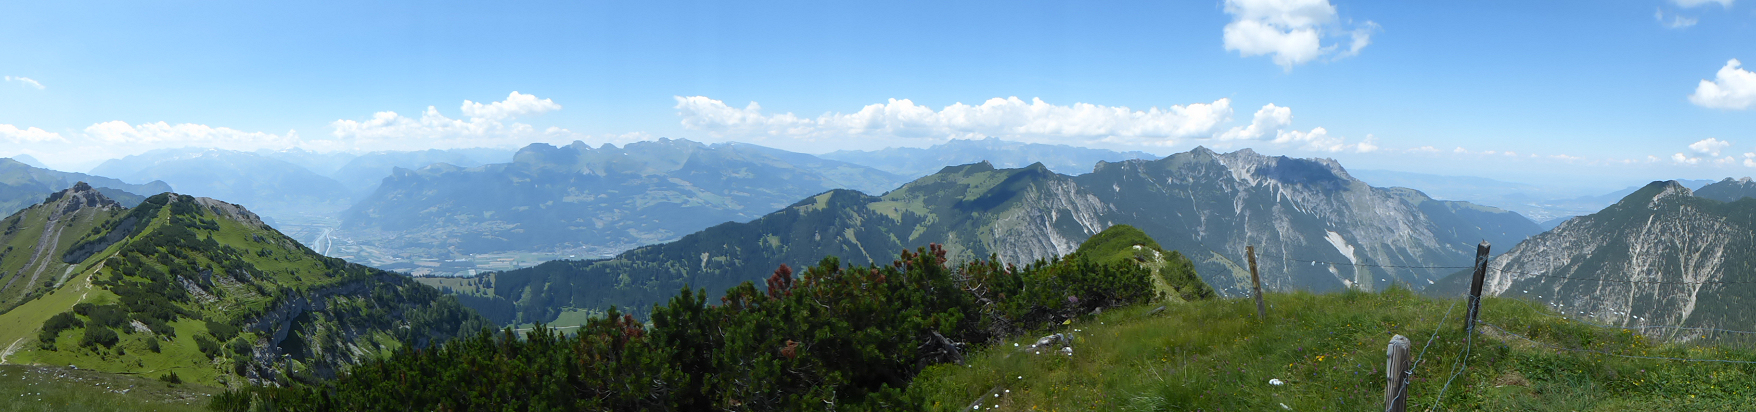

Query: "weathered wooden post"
left=1247, top=246, right=1265, bottom=319
left=1384, top=334, right=1411, bottom=412
left=1464, top=241, right=1490, bottom=332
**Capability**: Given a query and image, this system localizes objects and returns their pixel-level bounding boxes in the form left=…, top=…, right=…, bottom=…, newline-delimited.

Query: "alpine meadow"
left=3, top=1, right=1755, bottom=411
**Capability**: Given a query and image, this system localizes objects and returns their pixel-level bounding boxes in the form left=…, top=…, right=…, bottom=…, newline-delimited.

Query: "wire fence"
left=1199, top=242, right=1756, bottom=408
left=1489, top=267, right=1756, bottom=285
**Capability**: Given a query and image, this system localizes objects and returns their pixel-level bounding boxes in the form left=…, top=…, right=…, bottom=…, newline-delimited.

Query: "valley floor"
left=912, top=289, right=1756, bottom=411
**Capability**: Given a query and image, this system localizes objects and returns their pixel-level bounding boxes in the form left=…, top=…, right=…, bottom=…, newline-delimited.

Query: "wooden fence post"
left=1465, top=241, right=1491, bottom=332
left=1247, top=245, right=1265, bottom=319
left=1385, top=334, right=1411, bottom=412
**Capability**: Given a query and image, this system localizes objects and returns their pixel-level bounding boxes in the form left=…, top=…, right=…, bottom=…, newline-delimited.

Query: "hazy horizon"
left=4, top=0, right=1752, bottom=193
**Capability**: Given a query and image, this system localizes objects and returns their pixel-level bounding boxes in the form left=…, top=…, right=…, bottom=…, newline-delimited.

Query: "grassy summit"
left=1070, top=224, right=1216, bottom=303
left=912, top=288, right=1756, bottom=411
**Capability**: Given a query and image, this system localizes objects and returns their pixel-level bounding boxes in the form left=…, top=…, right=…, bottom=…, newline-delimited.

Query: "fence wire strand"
left=1480, top=321, right=1756, bottom=365
left=1490, top=267, right=1756, bottom=285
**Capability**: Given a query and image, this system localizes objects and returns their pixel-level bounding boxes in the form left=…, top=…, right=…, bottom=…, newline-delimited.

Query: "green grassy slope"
left=0, top=364, right=217, bottom=412
left=912, top=289, right=1756, bottom=411
left=0, top=186, right=126, bottom=312
left=1070, top=224, right=1216, bottom=302
left=0, top=188, right=490, bottom=390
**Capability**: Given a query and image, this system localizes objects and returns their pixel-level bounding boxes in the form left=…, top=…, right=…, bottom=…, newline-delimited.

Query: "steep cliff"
left=1479, top=180, right=1756, bottom=340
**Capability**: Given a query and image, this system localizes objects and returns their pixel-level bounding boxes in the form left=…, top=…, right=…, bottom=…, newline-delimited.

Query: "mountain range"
left=820, top=137, right=1157, bottom=178
left=1349, top=168, right=1717, bottom=228
left=460, top=147, right=1542, bottom=325
left=338, top=138, right=909, bottom=262
left=0, top=158, right=171, bottom=217
left=1434, top=178, right=1756, bottom=340
left=91, top=149, right=358, bottom=219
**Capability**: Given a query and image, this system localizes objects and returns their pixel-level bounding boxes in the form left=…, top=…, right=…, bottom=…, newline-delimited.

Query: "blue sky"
left=1, top=0, right=1752, bottom=190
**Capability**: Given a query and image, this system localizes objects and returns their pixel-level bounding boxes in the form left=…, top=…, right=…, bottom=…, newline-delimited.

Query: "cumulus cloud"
left=327, top=92, right=577, bottom=151
left=1673, top=0, right=1733, bottom=7
left=1216, top=104, right=1292, bottom=141
left=675, top=95, right=1235, bottom=145
left=1354, top=134, right=1379, bottom=153
left=1673, top=153, right=1702, bottom=164
left=1271, top=127, right=1354, bottom=152
left=1655, top=8, right=1699, bottom=28
left=1689, top=137, right=1732, bottom=155
left=84, top=121, right=300, bottom=150
left=460, top=91, right=561, bottom=121
left=1, top=124, right=65, bottom=143
left=1690, top=59, right=1756, bottom=109
left=4, top=76, right=44, bottom=90
left=1221, top=0, right=1377, bottom=70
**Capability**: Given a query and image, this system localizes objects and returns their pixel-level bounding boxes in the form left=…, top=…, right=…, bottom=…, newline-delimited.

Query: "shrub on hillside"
left=38, top=311, right=83, bottom=349
left=73, top=303, right=129, bottom=329
left=212, top=243, right=1157, bottom=411
left=80, top=326, right=119, bottom=348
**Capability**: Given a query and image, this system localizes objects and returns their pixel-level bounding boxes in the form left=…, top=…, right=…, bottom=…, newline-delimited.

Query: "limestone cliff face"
left=983, top=173, right=1113, bottom=266
left=1076, top=148, right=1538, bottom=294
left=1482, top=180, right=1756, bottom=340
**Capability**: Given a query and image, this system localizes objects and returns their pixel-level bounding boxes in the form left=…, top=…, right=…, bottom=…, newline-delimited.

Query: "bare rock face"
left=1075, top=148, right=1539, bottom=294
left=1483, top=180, right=1756, bottom=341
left=194, top=197, right=270, bottom=230
left=44, top=182, right=122, bottom=220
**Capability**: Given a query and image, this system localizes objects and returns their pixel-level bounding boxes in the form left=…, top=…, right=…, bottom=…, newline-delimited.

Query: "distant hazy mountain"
left=1434, top=179, right=1756, bottom=340
left=90, top=148, right=354, bottom=217
left=1351, top=169, right=1715, bottom=227
left=340, top=138, right=908, bottom=260
left=0, top=158, right=172, bottom=216
left=328, top=148, right=516, bottom=195
left=468, top=147, right=1540, bottom=324
left=821, top=138, right=1157, bottom=178
left=8, top=155, right=47, bottom=168
left=1693, top=177, right=1756, bottom=202
left=256, top=148, right=361, bottom=176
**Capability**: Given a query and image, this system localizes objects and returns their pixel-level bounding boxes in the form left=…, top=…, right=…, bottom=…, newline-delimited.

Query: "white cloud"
left=1407, top=146, right=1438, bottom=153
left=1, top=124, right=65, bottom=143
left=1340, top=21, right=1381, bottom=58
left=1689, top=137, right=1732, bottom=155
left=460, top=91, right=561, bottom=121
left=1216, top=104, right=1292, bottom=140
left=4, top=76, right=44, bottom=90
left=1655, top=8, right=1699, bottom=28
left=1673, top=153, right=1702, bottom=164
left=328, top=92, right=577, bottom=151
left=84, top=121, right=300, bottom=149
left=675, top=96, right=1235, bottom=145
left=1221, top=0, right=1377, bottom=70
left=1270, top=127, right=1351, bottom=152
left=1354, top=134, right=1378, bottom=153
left=1689, top=59, right=1756, bottom=109
left=1673, top=0, right=1733, bottom=7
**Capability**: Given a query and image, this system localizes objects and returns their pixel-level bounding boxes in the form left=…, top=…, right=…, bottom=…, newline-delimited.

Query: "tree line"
left=212, top=242, right=1201, bottom=411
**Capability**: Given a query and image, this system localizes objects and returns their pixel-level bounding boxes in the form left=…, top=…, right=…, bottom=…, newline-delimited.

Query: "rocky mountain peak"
left=1695, top=177, right=1756, bottom=203
left=44, top=181, right=121, bottom=219
left=194, top=197, right=270, bottom=229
